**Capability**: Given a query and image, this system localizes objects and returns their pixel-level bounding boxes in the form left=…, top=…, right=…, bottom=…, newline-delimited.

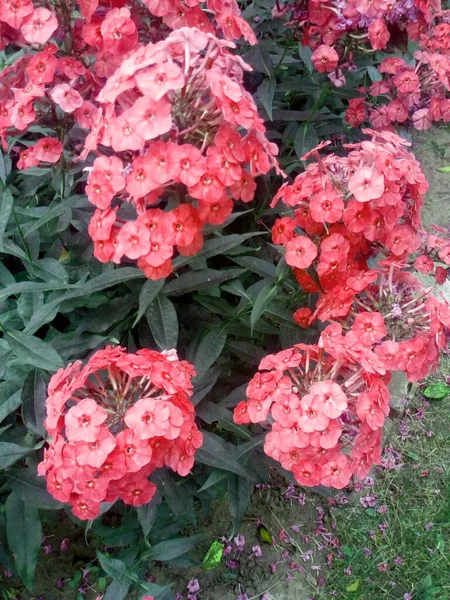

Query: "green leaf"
left=0, top=188, right=13, bottom=251
left=97, top=552, right=136, bottom=585
left=21, top=369, right=47, bottom=437
left=258, top=78, right=276, bottom=121
left=144, top=534, right=203, bottom=562
left=228, top=474, right=252, bottom=534
left=155, top=469, right=196, bottom=526
left=136, top=491, right=161, bottom=537
left=6, top=492, right=42, bottom=590
left=294, top=122, right=319, bottom=159
left=298, top=44, right=313, bottom=73
left=258, top=525, right=273, bottom=545
left=201, top=541, right=224, bottom=570
left=436, top=166, right=450, bottom=173
left=226, top=340, right=266, bottom=365
left=406, top=451, right=421, bottom=461
left=0, top=441, right=38, bottom=469
left=244, top=45, right=273, bottom=76
left=195, top=432, right=258, bottom=480
left=250, top=284, right=277, bottom=334
left=5, top=329, right=64, bottom=371
left=82, top=267, right=144, bottom=294
left=193, top=327, right=228, bottom=380
left=231, top=257, right=276, bottom=279
left=423, top=383, right=450, bottom=400
left=346, top=580, right=360, bottom=593
left=164, top=268, right=245, bottom=296
left=0, top=386, right=21, bottom=424
left=134, top=279, right=165, bottom=326
left=6, top=469, right=62, bottom=509
left=33, top=258, right=69, bottom=284
left=173, top=233, right=262, bottom=269
left=146, top=295, right=178, bottom=350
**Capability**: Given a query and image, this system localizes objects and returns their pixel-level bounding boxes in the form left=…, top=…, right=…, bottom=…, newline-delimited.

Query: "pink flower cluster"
left=38, top=346, right=202, bottom=520
left=415, top=226, right=450, bottom=283
left=278, top=0, right=440, bottom=56
left=234, top=268, right=450, bottom=488
left=0, top=1, right=275, bottom=279
left=271, top=129, right=426, bottom=304
left=233, top=128, right=450, bottom=490
left=234, top=343, right=385, bottom=489
left=84, top=29, right=278, bottom=279
left=348, top=51, right=450, bottom=131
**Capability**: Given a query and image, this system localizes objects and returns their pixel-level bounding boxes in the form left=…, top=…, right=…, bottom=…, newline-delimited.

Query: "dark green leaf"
left=193, top=327, right=228, bottom=380
left=257, top=78, right=276, bottom=121
left=231, top=257, right=276, bottom=279
left=195, top=432, right=258, bottom=480
left=294, top=122, right=319, bottom=159
left=164, top=268, right=245, bottom=296
left=146, top=295, right=178, bottom=350
left=21, top=369, right=47, bottom=437
left=82, top=267, right=144, bottom=294
left=155, top=469, right=196, bottom=526
left=136, top=490, right=162, bottom=537
left=0, top=387, right=21, bottom=424
left=97, top=551, right=137, bottom=585
left=251, top=284, right=277, bottom=334
left=6, top=329, right=64, bottom=371
left=6, top=492, right=42, bottom=589
left=228, top=474, right=252, bottom=534
left=0, top=189, right=13, bottom=250
left=244, top=45, right=273, bottom=76
left=134, top=279, right=165, bottom=326
left=0, top=441, right=37, bottom=468
left=6, top=469, right=62, bottom=509
left=226, top=340, right=266, bottom=365
left=145, top=534, right=203, bottom=562
left=173, top=233, right=262, bottom=269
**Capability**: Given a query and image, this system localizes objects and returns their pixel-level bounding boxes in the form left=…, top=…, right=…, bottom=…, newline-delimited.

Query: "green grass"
left=317, top=361, right=450, bottom=600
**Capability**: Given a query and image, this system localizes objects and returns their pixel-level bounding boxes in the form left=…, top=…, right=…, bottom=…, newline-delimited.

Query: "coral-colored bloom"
left=21, top=8, right=58, bottom=44
left=311, top=44, right=339, bottom=73
left=34, top=138, right=63, bottom=163
left=51, top=84, right=83, bottom=113
left=352, top=312, right=387, bottom=346
left=285, top=236, right=317, bottom=269
left=348, top=167, right=385, bottom=202
left=65, top=398, right=108, bottom=443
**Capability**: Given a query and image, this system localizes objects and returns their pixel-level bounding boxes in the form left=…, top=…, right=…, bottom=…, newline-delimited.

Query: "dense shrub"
left=0, top=0, right=448, bottom=597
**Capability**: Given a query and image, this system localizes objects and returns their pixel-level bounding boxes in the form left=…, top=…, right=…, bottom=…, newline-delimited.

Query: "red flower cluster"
left=320, top=269, right=450, bottom=382
left=38, top=346, right=202, bottom=520
left=0, top=1, right=273, bottom=279
left=234, top=127, right=450, bottom=490
left=415, top=226, right=450, bottom=284
left=277, top=0, right=440, bottom=56
left=349, top=51, right=450, bottom=131
left=271, top=129, right=427, bottom=307
left=233, top=343, right=385, bottom=488
left=84, top=29, right=278, bottom=279
left=234, top=268, right=450, bottom=488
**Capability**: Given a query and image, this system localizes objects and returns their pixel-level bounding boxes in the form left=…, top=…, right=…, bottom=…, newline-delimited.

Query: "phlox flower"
left=285, top=236, right=318, bottom=269
left=51, top=84, right=83, bottom=113
left=118, top=473, right=157, bottom=506
left=309, top=381, right=347, bottom=419
left=352, top=312, right=388, bottom=346
left=65, top=398, right=108, bottom=443
left=348, top=167, right=385, bottom=202
left=298, top=394, right=330, bottom=433
left=21, top=8, right=58, bottom=44
left=320, top=454, right=352, bottom=489
left=116, top=221, right=151, bottom=260
left=311, top=45, right=339, bottom=73
left=33, top=138, right=63, bottom=163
